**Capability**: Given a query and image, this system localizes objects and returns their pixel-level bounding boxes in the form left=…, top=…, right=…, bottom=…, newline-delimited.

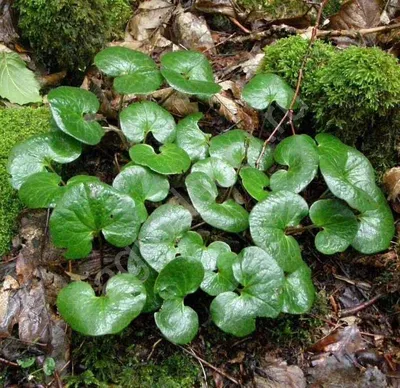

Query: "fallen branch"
left=340, top=294, right=384, bottom=317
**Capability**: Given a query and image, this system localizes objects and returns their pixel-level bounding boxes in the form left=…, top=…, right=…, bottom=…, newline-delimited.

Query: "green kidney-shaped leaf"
left=175, top=113, right=210, bottom=161
left=161, top=51, right=221, bottom=97
left=57, top=274, right=146, bottom=336
left=177, top=231, right=231, bottom=270
left=211, top=246, right=284, bottom=337
left=155, top=299, right=199, bottom=344
left=94, top=47, right=163, bottom=94
left=242, top=73, right=295, bottom=110
left=201, top=252, right=238, bottom=296
left=0, top=52, right=42, bottom=105
left=186, top=172, right=249, bottom=233
left=270, top=135, right=318, bottom=193
left=48, top=86, right=104, bottom=145
left=19, top=172, right=64, bottom=208
left=209, top=129, right=274, bottom=171
left=7, top=131, right=82, bottom=189
left=316, top=134, right=394, bottom=254
left=129, top=144, right=191, bottom=175
left=191, top=157, right=236, bottom=188
left=154, top=257, right=204, bottom=300
left=239, top=167, right=270, bottom=201
left=50, top=182, right=141, bottom=259
left=120, top=101, right=176, bottom=144
left=138, top=204, right=192, bottom=272
left=250, top=191, right=308, bottom=273
left=113, top=165, right=169, bottom=222
left=282, top=264, right=315, bottom=314
left=309, top=199, right=358, bottom=255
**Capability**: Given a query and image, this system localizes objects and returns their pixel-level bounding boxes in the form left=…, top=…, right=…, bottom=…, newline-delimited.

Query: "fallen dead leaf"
left=383, top=167, right=400, bottom=213
left=152, top=88, right=199, bottom=117
left=0, top=0, right=18, bottom=44
left=194, top=0, right=237, bottom=18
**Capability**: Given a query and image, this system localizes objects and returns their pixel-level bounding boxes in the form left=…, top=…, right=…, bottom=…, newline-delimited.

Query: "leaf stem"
left=46, top=163, right=66, bottom=185
left=285, top=224, right=318, bottom=235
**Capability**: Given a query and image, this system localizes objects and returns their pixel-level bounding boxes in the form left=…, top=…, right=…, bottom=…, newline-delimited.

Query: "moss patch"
left=237, top=0, right=308, bottom=18
left=0, top=107, right=51, bottom=256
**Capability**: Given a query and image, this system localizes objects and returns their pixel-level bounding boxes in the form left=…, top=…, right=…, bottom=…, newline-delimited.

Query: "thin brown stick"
left=0, top=357, right=19, bottom=367
left=178, top=346, right=240, bottom=385
left=340, top=294, right=384, bottom=317
left=229, top=16, right=251, bottom=33
left=256, top=0, right=329, bottom=168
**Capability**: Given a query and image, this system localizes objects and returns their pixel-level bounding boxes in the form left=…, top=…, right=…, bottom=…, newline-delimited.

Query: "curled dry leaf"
left=152, top=87, right=199, bottom=116
left=173, top=6, right=215, bottom=53
left=383, top=167, right=400, bottom=212
left=194, top=0, right=237, bottom=18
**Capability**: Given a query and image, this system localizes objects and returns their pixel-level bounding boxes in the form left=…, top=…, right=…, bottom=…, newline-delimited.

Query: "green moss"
left=67, top=327, right=200, bottom=387
left=237, top=0, right=307, bottom=17
left=14, top=0, right=133, bottom=71
left=0, top=107, right=51, bottom=256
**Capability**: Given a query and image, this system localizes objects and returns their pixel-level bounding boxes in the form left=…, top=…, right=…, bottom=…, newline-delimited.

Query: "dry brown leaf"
left=330, top=0, right=383, bottom=30
left=0, top=0, right=18, bottom=44
left=152, top=88, right=199, bottom=117
left=172, top=6, right=215, bottom=52
left=383, top=167, right=400, bottom=201
left=194, top=0, right=237, bottom=18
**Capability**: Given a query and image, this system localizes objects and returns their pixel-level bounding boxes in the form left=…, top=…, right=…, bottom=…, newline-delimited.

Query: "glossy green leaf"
left=175, top=113, right=209, bottom=161
left=127, top=245, right=162, bottom=313
left=211, top=246, right=284, bottom=337
left=177, top=231, right=231, bottom=270
left=57, top=274, right=146, bottom=336
left=201, top=252, right=238, bottom=296
left=138, top=204, right=192, bottom=272
left=270, top=135, right=318, bottom=193
left=209, top=129, right=274, bottom=171
left=50, top=182, right=141, bottom=259
left=17, top=357, right=35, bottom=368
left=48, top=86, right=104, bottom=145
left=316, top=134, right=394, bottom=254
left=191, top=157, right=237, bottom=188
left=129, top=144, right=191, bottom=175
left=7, top=131, right=82, bottom=189
left=0, top=51, right=42, bottom=104
left=155, top=299, right=198, bottom=344
left=120, top=101, right=176, bottom=144
left=282, top=264, right=315, bottom=314
left=309, top=199, right=358, bottom=255
left=250, top=190, right=308, bottom=273
left=19, top=172, right=64, bottom=208
left=94, top=47, right=163, bottom=94
left=113, top=165, right=169, bottom=222
left=161, top=50, right=221, bottom=97
left=242, top=73, right=295, bottom=110
left=239, top=166, right=269, bottom=201
left=66, top=175, right=101, bottom=186
left=154, top=257, right=204, bottom=300
left=186, top=172, right=249, bottom=233
left=43, top=358, right=56, bottom=376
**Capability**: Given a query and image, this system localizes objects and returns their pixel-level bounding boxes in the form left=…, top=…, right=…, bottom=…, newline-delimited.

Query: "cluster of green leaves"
left=15, top=0, right=133, bottom=70
left=7, top=47, right=394, bottom=344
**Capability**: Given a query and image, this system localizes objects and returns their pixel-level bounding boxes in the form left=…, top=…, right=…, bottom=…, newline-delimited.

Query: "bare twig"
left=178, top=346, right=240, bottom=385
left=0, top=357, right=18, bottom=367
left=256, top=0, right=329, bottom=168
left=340, top=294, right=384, bottom=317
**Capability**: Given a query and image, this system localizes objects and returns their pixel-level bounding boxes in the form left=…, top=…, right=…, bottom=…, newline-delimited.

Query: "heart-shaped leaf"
left=160, top=50, right=221, bottom=97
left=270, top=135, right=319, bottom=193
left=154, top=257, right=204, bottom=300
left=242, top=73, right=295, bottom=110
left=239, top=166, right=270, bottom=201
left=94, top=47, right=163, bottom=95
left=19, top=172, right=64, bottom=208
left=282, top=264, right=315, bottom=314
left=127, top=245, right=162, bottom=313
left=138, top=204, right=192, bottom=272
left=186, top=172, right=249, bottom=233
left=191, top=157, right=237, bottom=188
left=316, top=134, right=394, bottom=254
left=211, top=246, right=284, bottom=337
left=175, top=113, right=210, bottom=161
left=129, top=144, right=191, bottom=175
left=177, top=231, right=231, bottom=270
left=113, top=165, right=169, bottom=222
left=120, top=101, right=176, bottom=144
left=57, top=274, right=146, bottom=335
left=50, top=182, right=141, bottom=259
left=209, top=129, right=274, bottom=171
left=155, top=299, right=199, bottom=345
left=309, top=199, right=358, bottom=255
left=7, top=131, right=82, bottom=189
left=201, top=251, right=238, bottom=296
left=250, top=190, right=308, bottom=273
left=0, top=51, right=42, bottom=105
left=48, top=87, right=104, bottom=145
